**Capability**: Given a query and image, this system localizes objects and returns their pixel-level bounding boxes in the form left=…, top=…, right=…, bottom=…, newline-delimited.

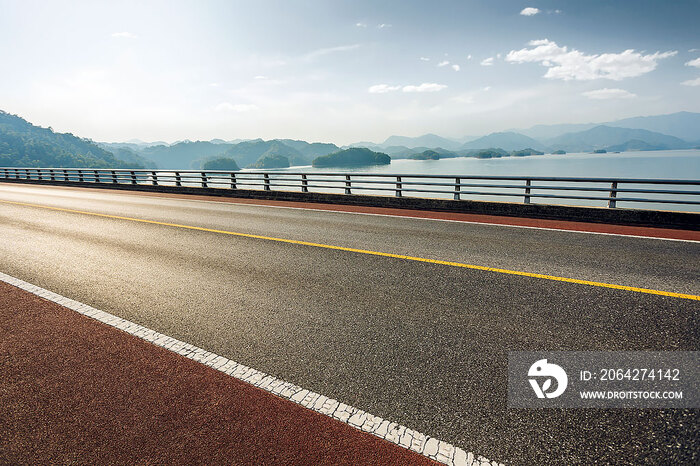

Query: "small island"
left=473, top=148, right=508, bottom=159
left=409, top=150, right=440, bottom=160
left=312, top=147, right=390, bottom=168
left=592, top=149, right=607, bottom=154
left=202, top=157, right=240, bottom=170
left=551, top=150, right=566, bottom=155
left=249, top=153, right=290, bottom=169
left=510, top=148, right=544, bottom=157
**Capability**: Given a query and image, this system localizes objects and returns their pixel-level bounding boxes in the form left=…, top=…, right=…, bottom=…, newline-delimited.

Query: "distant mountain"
left=605, top=112, right=700, bottom=142
left=519, top=112, right=700, bottom=142
left=346, top=141, right=383, bottom=150
left=518, top=123, right=596, bottom=140
left=546, top=125, right=692, bottom=152
left=141, top=141, right=234, bottom=169
left=603, top=139, right=678, bottom=152
left=276, top=139, right=339, bottom=161
left=461, top=132, right=549, bottom=152
left=381, top=133, right=462, bottom=150
left=0, top=111, right=143, bottom=169
left=221, top=140, right=305, bottom=168
left=380, top=145, right=415, bottom=157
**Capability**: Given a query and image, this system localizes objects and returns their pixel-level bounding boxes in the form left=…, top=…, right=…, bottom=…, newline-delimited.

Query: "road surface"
left=1, top=183, right=698, bottom=464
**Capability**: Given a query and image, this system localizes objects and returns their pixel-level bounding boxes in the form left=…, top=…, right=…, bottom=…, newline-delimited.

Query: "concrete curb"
left=2, top=178, right=698, bottom=230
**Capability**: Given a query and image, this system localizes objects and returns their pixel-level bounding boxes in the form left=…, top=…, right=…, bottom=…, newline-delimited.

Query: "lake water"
left=280, top=149, right=700, bottom=179
left=163, top=150, right=700, bottom=212
left=256, top=150, right=699, bottom=212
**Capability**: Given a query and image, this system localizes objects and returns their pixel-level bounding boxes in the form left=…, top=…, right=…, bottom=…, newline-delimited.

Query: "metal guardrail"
left=1, top=167, right=700, bottom=209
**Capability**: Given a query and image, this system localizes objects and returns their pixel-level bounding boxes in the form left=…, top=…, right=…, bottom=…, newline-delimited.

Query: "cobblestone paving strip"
left=0, top=272, right=503, bottom=466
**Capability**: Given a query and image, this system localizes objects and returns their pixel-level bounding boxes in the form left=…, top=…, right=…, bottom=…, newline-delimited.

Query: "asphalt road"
left=1, top=183, right=698, bottom=465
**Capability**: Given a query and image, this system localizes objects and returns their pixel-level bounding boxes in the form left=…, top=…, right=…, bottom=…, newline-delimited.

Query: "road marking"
left=2, top=183, right=699, bottom=242
left=0, top=271, right=493, bottom=466
left=2, top=198, right=699, bottom=301
left=172, top=197, right=700, bottom=243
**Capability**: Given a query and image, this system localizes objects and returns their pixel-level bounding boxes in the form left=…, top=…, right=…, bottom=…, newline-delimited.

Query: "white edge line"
left=0, top=271, right=502, bottom=466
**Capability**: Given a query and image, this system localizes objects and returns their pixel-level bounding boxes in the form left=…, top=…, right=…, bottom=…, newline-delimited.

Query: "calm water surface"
left=281, top=149, right=700, bottom=179
left=189, top=150, right=700, bottom=211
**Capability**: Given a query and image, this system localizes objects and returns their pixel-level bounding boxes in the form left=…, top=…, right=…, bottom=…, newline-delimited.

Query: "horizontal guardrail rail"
left=1, top=167, right=700, bottom=210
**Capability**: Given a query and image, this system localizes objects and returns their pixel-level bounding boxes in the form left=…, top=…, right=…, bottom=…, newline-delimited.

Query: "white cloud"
left=368, top=84, right=401, bottom=94
left=582, top=88, right=637, bottom=100
left=355, top=22, right=367, bottom=28
left=402, top=83, right=447, bottom=93
left=681, top=77, right=700, bottom=86
left=304, top=44, right=360, bottom=61
left=419, top=57, right=430, bottom=61
left=467, top=54, right=472, bottom=60
left=208, top=82, right=220, bottom=87
left=480, top=57, right=494, bottom=66
left=254, top=75, right=268, bottom=80
left=482, top=86, right=492, bottom=91
left=215, top=103, right=258, bottom=112
left=437, top=60, right=450, bottom=67
left=378, top=23, right=392, bottom=28
left=506, top=39, right=677, bottom=80
left=689, top=48, right=699, bottom=53
left=111, top=32, right=137, bottom=39
left=452, top=64, right=460, bottom=71
left=520, top=7, right=540, bottom=16
left=685, top=57, right=700, bottom=68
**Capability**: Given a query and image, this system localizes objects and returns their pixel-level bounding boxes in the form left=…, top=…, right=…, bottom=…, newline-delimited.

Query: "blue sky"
left=1, top=0, right=699, bottom=144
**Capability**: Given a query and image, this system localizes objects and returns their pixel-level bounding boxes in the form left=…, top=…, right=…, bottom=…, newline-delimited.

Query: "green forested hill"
left=0, top=111, right=142, bottom=168
left=312, top=148, right=391, bottom=167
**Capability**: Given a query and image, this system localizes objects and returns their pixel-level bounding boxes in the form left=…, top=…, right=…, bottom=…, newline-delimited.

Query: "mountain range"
left=0, top=110, right=698, bottom=170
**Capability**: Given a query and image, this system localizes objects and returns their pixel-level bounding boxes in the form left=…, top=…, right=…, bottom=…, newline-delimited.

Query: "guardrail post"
left=454, top=178, right=460, bottom=200
left=78, top=170, right=84, bottom=182
left=230, top=173, right=236, bottom=190
left=111, top=170, right=117, bottom=183
left=301, top=174, right=308, bottom=192
left=608, top=181, right=618, bottom=208
left=345, top=175, right=352, bottom=194
left=131, top=171, right=137, bottom=184
left=395, top=176, right=402, bottom=197
left=524, top=179, right=531, bottom=204
left=263, top=173, right=270, bottom=191
left=24, top=169, right=29, bottom=179
left=152, top=171, right=158, bottom=186
left=94, top=170, right=100, bottom=183
left=201, top=172, right=208, bottom=188
left=175, top=172, right=182, bottom=187
left=62, top=169, right=67, bottom=181
left=49, top=169, right=55, bottom=181
left=37, top=169, right=43, bottom=181
left=15, top=169, right=20, bottom=179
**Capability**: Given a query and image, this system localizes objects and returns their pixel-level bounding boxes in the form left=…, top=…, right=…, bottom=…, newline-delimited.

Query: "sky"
left=1, top=0, right=699, bottom=145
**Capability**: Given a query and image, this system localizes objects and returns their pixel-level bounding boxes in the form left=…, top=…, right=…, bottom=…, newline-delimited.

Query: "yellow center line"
left=2, top=198, right=699, bottom=301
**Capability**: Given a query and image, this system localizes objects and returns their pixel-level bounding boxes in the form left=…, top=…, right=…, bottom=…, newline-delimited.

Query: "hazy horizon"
left=2, top=0, right=699, bottom=145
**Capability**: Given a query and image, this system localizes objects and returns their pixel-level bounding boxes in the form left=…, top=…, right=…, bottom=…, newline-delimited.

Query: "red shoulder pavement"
left=0, top=281, right=437, bottom=465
